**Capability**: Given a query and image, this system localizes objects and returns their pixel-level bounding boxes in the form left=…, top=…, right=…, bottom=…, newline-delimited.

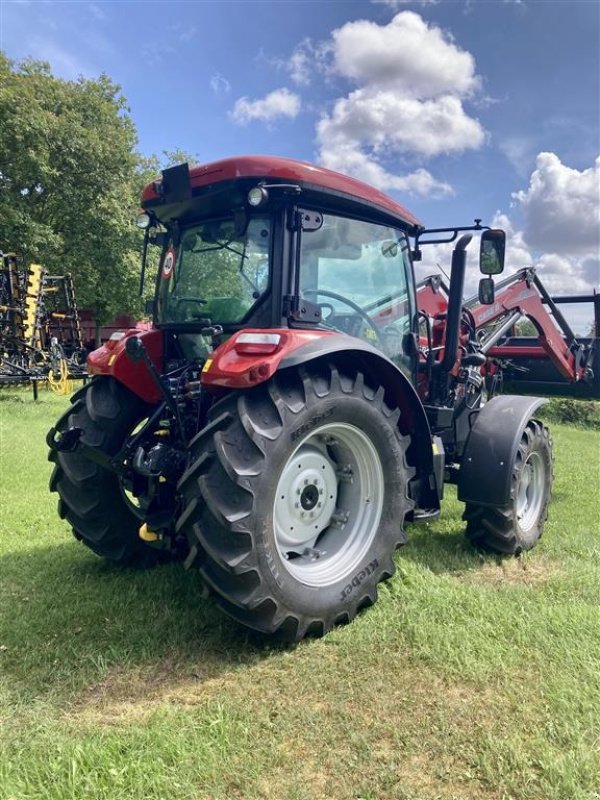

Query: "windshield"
left=299, top=213, right=415, bottom=365
left=157, top=216, right=271, bottom=325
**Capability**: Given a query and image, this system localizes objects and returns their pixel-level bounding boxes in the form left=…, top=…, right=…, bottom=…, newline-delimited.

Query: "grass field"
left=1, top=388, right=599, bottom=800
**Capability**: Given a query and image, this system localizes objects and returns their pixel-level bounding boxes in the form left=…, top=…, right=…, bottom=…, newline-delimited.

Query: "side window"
left=299, top=214, right=413, bottom=367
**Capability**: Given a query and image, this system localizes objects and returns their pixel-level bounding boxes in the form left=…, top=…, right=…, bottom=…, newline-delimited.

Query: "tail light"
left=234, top=332, right=282, bottom=355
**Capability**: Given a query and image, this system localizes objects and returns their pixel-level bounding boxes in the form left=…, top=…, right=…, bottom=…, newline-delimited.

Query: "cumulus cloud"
left=318, top=139, right=452, bottom=197
left=230, top=88, right=301, bottom=125
left=318, top=90, right=485, bottom=161
left=512, top=152, right=600, bottom=255
left=315, top=12, right=484, bottom=196
left=414, top=154, right=599, bottom=330
left=331, top=12, right=478, bottom=98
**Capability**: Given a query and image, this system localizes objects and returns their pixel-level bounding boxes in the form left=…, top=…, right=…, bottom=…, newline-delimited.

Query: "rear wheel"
left=49, top=377, right=165, bottom=566
left=177, top=363, right=414, bottom=641
left=464, top=419, right=553, bottom=554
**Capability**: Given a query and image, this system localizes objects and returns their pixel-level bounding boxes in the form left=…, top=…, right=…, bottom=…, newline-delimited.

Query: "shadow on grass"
left=1, top=522, right=503, bottom=707
left=1, top=541, right=277, bottom=706
left=402, top=520, right=492, bottom=575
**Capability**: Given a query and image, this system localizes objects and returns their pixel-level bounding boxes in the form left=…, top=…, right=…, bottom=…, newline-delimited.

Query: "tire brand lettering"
left=340, top=559, right=378, bottom=601
left=265, top=545, right=284, bottom=588
left=291, top=407, right=334, bottom=442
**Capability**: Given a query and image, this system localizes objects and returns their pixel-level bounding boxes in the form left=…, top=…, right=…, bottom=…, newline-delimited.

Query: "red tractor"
left=47, top=157, right=599, bottom=640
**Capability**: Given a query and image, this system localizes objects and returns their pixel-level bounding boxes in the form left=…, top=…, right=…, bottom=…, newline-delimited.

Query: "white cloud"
left=372, top=0, right=439, bottom=8
left=318, top=90, right=485, bottom=161
left=230, top=88, right=301, bottom=126
left=314, top=12, right=484, bottom=196
left=331, top=12, right=479, bottom=98
left=268, top=38, right=330, bottom=87
left=318, top=139, right=452, bottom=197
left=512, top=152, right=600, bottom=255
left=210, top=73, right=231, bottom=96
left=286, top=39, right=315, bottom=86
left=486, top=154, right=599, bottom=333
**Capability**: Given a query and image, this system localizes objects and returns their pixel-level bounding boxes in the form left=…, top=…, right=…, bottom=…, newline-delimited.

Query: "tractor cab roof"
left=141, top=155, right=423, bottom=235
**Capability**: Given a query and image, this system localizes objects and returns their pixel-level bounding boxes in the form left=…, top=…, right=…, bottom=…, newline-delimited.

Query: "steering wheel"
left=303, top=289, right=382, bottom=345
left=173, top=297, right=207, bottom=321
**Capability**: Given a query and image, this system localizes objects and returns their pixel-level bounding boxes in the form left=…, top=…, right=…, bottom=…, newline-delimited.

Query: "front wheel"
left=48, top=377, right=167, bottom=566
left=177, top=363, right=414, bottom=641
left=464, top=419, right=553, bottom=554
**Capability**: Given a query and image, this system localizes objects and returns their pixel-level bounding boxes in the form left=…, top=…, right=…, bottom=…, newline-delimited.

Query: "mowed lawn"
left=1, top=389, right=599, bottom=800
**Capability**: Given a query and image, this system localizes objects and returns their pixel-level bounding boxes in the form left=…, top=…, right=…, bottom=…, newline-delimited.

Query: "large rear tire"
left=463, top=419, right=553, bottom=555
left=49, top=377, right=164, bottom=567
left=177, top=363, right=414, bottom=641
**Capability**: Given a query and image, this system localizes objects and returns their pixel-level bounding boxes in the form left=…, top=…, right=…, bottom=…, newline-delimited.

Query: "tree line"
left=0, top=53, right=193, bottom=327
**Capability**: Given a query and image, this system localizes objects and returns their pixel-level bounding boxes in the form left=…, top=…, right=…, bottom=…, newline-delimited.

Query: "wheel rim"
left=516, top=451, right=545, bottom=532
left=273, top=422, right=384, bottom=587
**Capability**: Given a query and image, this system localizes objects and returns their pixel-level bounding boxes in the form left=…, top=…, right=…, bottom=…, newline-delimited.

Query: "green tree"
left=0, top=54, right=143, bottom=326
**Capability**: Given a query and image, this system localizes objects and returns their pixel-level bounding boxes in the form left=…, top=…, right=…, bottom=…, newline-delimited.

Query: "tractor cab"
left=138, top=157, right=422, bottom=379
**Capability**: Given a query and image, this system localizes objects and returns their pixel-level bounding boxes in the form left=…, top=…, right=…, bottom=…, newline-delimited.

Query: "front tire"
left=49, top=377, right=164, bottom=566
left=177, top=363, right=414, bottom=641
left=464, top=419, right=553, bottom=554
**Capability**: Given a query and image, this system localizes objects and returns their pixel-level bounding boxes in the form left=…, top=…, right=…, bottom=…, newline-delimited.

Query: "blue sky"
left=1, top=0, right=599, bottom=331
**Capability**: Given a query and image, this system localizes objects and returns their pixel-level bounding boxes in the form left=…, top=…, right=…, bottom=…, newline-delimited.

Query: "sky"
left=1, top=0, right=599, bottom=332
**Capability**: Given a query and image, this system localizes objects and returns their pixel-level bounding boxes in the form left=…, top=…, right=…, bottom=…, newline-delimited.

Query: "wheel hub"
left=274, top=445, right=337, bottom=550
left=300, top=484, right=319, bottom=510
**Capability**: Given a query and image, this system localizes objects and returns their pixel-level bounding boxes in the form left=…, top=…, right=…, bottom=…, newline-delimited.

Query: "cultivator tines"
left=0, top=252, right=87, bottom=392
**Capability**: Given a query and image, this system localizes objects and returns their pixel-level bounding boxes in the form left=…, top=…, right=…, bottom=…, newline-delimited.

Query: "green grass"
left=1, top=388, right=600, bottom=800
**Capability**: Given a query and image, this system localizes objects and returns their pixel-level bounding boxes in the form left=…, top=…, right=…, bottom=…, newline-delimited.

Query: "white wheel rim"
left=516, top=451, right=545, bottom=532
left=273, top=422, right=384, bottom=587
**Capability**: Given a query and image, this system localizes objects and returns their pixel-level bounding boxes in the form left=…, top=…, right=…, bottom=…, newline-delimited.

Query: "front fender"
left=457, top=395, right=547, bottom=507
left=87, top=328, right=163, bottom=403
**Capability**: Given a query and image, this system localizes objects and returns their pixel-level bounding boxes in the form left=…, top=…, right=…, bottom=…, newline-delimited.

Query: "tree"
left=0, top=54, right=142, bottom=326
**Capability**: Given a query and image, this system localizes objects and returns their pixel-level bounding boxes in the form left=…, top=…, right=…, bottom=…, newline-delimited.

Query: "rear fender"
left=457, top=395, right=546, bottom=507
left=282, top=337, right=436, bottom=506
left=87, top=328, right=163, bottom=403
left=202, top=329, right=435, bottom=507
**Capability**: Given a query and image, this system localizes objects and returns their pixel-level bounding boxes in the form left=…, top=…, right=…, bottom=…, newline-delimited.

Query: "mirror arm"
left=139, top=227, right=150, bottom=297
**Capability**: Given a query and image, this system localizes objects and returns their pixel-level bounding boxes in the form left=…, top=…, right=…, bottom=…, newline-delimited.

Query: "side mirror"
left=144, top=299, right=155, bottom=316
left=479, top=229, right=505, bottom=275
left=478, top=277, right=495, bottom=305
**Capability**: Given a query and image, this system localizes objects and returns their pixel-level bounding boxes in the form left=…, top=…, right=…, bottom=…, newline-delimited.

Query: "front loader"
left=47, top=156, right=599, bottom=640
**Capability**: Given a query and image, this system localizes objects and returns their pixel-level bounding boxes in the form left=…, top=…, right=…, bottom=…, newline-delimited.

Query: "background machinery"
left=47, top=157, right=599, bottom=640
left=0, top=253, right=86, bottom=393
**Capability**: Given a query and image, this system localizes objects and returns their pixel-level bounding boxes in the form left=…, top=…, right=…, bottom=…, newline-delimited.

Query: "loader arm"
left=466, top=268, right=586, bottom=383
